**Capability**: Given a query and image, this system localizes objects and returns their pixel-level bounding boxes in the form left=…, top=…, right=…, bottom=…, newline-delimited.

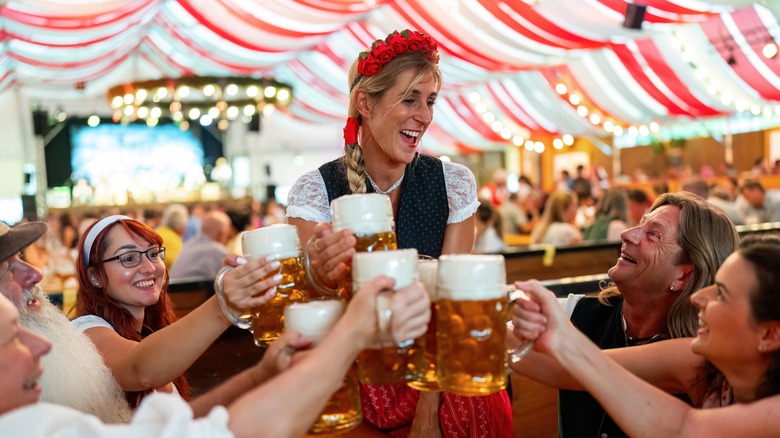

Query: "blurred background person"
left=740, top=180, right=780, bottom=224
left=170, top=210, right=232, bottom=281
left=182, top=203, right=206, bottom=242
left=502, top=192, right=535, bottom=236
left=155, top=203, right=188, bottom=270
left=530, top=191, right=582, bottom=246
left=225, top=208, right=253, bottom=256
left=473, top=200, right=505, bottom=253
left=626, top=188, right=652, bottom=226
left=583, top=188, right=629, bottom=242
left=479, top=167, right=509, bottom=207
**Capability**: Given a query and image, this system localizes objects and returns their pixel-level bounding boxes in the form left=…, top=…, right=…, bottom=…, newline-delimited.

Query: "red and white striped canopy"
left=2, top=0, right=778, bottom=153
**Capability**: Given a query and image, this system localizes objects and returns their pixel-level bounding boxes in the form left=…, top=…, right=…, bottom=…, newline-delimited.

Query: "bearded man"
left=0, top=221, right=132, bottom=423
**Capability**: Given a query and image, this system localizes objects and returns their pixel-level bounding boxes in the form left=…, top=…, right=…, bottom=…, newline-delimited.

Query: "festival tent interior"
left=2, top=0, right=780, bottom=213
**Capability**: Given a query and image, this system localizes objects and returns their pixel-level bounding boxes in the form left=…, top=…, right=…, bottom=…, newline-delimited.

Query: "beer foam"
left=352, top=249, right=418, bottom=291
left=284, top=300, right=345, bottom=345
left=242, top=224, right=301, bottom=260
left=437, top=254, right=506, bottom=301
left=331, top=194, right=394, bottom=234
left=417, top=259, right=438, bottom=301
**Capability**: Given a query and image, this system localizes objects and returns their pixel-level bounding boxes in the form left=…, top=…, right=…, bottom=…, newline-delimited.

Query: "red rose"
left=377, top=48, right=394, bottom=64
left=362, top=59, right=382, bottom=76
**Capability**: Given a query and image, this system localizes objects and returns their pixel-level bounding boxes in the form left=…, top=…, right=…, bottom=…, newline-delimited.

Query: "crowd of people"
left=3, top=27, right=780, bottom=438
left=473, top=163, right=780, bottom=253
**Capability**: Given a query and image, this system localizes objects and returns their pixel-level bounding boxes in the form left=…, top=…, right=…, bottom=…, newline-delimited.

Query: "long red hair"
left=75, top=218, right=190, bottom=408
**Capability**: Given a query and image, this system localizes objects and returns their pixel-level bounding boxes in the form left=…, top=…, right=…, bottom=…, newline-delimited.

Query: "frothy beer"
left=242, top=224, right=310, bottom=346
left=408, top=259, right=440, bottom=392
left=284, top=301, right=362, bottom=434
left=436, top=254, right=508, bottom=396
left=352, top=249, right=426, bottom=385
left=331, top=194, right=397, bottom=299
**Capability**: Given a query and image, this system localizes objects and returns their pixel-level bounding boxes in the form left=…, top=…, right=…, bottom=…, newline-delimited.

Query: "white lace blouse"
left=286, top=160, right=479, bottom=225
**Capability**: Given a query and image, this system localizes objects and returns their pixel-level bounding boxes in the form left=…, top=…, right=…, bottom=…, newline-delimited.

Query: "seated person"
left=511, top=234, right=780, bottom=436
left=72, top=215, right=281, bottom=409
left=0, top=274, right=431, bottom=436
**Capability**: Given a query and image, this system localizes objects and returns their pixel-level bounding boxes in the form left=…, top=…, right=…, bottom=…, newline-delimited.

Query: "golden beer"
left=408, top=259, right=440, bottom=391
left=309, top=365, right=362, bottom=434
left=435, top=254, right=508, bottom=396
left=285, top=300, right=361, bottom=434
left=251, top=256, right=310, bottom=346
left=436, top=297, right=508, bottom=396
left=338, top=231, right=398, bottom=300
left=351, top=248, right=423, bottom=385
left=357, top=337, right=426, bottom=385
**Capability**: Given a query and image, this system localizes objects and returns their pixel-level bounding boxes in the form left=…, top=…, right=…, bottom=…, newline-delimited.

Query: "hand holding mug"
left=219, top=254, right=282, bottom=309
left=249, top=330, right=311, bottom=386
left=306, top=222, right=356, bottom=289
left=511, top=280, right=572, bottom=355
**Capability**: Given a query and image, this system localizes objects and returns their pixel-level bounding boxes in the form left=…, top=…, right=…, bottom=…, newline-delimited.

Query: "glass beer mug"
left=285, top=300, right=362, bottom=434
left=215, top=224, right=310, bottom=346
left=407, top=258, right=440, bottom=392
left=435, top=254, right=509, bottom=396
left=331, top=193, right=397, bottom=299
left=351, top=249, right=426, bottom=385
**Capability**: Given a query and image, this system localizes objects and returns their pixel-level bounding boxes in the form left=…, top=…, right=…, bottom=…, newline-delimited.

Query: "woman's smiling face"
left=362, top=69, right=438, bottom=166
left=100, top=226, right=165, bottom=319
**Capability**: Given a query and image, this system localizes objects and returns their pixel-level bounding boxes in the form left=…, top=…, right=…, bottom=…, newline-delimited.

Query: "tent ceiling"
left=2, top=0, right=779, bottom=154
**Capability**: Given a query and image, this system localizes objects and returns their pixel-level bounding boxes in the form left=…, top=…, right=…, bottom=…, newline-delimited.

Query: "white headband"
left=83, top=215, right=132, bottom=266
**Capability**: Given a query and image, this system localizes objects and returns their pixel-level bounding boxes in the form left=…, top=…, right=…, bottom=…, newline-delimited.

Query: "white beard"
left=19, top=286, right=133, bottom=424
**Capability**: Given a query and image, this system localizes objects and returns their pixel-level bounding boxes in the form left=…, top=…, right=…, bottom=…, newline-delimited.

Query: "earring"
left=670, top=286, right=675, bottom=292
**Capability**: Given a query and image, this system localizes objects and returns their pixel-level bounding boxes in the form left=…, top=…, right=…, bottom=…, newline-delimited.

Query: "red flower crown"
left=357, top=30, right=439, bottom=78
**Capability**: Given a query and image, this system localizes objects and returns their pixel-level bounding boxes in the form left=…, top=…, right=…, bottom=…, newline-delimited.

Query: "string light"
left=107, top=76, right=293, bottom=130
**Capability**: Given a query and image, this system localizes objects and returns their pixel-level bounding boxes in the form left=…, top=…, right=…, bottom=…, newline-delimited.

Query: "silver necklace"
left=366, top=171, right=405, bottom=195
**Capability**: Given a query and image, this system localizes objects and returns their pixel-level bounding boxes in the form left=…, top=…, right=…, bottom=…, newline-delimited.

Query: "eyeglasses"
left=103, top=247, right=166, bottom=268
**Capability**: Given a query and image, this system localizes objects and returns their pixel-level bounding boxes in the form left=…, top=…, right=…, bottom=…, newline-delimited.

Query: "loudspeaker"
left=249, top=113, right=261, bottom=132
left=21, top=195, right=37, bottom=220
left=265, top=184, right=277, bottom=201
left=623, top=3, right=646, bottom=30
left=32, top=109, right=49, bottom=136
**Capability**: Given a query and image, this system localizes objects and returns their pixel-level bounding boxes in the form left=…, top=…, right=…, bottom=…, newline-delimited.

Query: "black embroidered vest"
left=318, top=153, right=448, bottom=258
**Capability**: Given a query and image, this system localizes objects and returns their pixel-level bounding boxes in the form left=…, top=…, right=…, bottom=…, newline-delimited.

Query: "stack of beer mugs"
left=215, top=193, right=516, bottom=433
left=331, top=194, right=397, bottom=299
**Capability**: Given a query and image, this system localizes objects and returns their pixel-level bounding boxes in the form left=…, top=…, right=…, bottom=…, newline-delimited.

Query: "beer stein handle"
left=214, top=265, right=253, bottom=330
left=507, top=288, right=535, bottom=363
left=303, top=236, right=341, bottom=297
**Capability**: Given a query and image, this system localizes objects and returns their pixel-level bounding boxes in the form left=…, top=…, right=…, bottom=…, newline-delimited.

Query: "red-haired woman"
left=72, top=215, right=280, bottom=409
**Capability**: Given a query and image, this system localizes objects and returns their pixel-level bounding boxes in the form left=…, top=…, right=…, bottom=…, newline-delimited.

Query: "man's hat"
left=0, top=221, right=47, bottom=262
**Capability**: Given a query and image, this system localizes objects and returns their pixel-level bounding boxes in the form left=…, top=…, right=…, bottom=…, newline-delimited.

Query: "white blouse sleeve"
left=70, top=315, right=114, bottom=332
left=443, top=161, right=479, bottom=224
left=0, top=394, right=232, bottom=437
left=285, top=169, right=332, bottom=223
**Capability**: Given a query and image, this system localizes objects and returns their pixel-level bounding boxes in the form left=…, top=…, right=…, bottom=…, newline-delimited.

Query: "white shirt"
left=0, top=393, right=232, bottom=437
left=285, top=160, right=479, bottom=225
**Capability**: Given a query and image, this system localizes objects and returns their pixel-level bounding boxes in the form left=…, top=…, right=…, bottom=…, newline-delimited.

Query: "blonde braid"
left=344, top=143, right=367, bottom=194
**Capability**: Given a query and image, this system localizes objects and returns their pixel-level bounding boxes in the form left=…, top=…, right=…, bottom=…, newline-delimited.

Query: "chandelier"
left=106, top=76, right=293, bottom=130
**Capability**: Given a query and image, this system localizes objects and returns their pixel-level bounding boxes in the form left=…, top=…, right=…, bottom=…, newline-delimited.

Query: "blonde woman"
left=286, top=29, right=511, bottom=438
left=530, top=191, right=582, bottom=246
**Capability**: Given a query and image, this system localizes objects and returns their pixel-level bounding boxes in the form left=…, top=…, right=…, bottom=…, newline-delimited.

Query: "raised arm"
left=189, top=330, right=311, bottom=417
left=82, top=258, right=281, bottom=392
left=520, top=281, right=730, bottom=438
left=227, top=275, right=430, bottom=438
left=509, top=288, right=700, bottom=396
